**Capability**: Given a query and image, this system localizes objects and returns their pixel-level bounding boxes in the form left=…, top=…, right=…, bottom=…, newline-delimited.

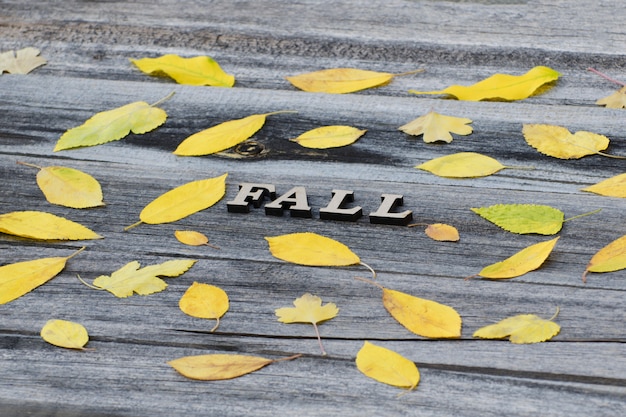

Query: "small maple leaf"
left=399, top=111, right=472, bottom=143
left=0, top=47, right=47, bottom=74
left=473, top=308, right=561, bottom=344
left=596, top=86, right=626, bottom=109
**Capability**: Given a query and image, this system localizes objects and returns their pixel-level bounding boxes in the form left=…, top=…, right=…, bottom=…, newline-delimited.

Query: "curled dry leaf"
left=474, top=237, right=559, bottom=279
left=581, top=173, right=626, bottom=198
left=0, top=211, right=102, bottom=240
left=522, top=124, right=624, bottom=159
left=130, top=54, right=235, bottom=87
left=399, top=111, right=472, bottom=143
left=473, top=308, right=561, bottom=344
left=409, top=66, right=560, bottom=101
left=583, top=234, right=626, bottom=283
left=290, top=125, right=366, bottom=149
left=179, top=282, right=229, bottom=332
left=40, top=319, right=89, bottom=350
left=356, top=341, right=419, bottom=391
left=0, top=47, right=47, bottom=74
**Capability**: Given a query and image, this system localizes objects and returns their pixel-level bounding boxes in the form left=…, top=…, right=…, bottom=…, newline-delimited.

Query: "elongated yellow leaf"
left=425, top=223, right=460, bottom=242
left=383, top=288, right=461, bottom=338
left=168, top=353, right=300, bottom=381
left=286, top=68, right=423, bottom=94
left=417, top=152, right=505, bottom=178
left=581, top=173, right=626, bottom=197
left=471, top=204, right=564, bottom=235
left=583, top=234, right=626, bottom=282
left=54, top=94, right=171, bottom=151
left=477, top=237, right=559, bottom=279
left=0, top=247, right=84, bottom=304
left=596, top=86, right=626, bottom=109
left=174, top=112, right=293, bottom=156
left=126, top=174, right=227, bottom=229
left=400, top=111, right=472, bottom=143
left=27, top=164, right=104, bottom=208
left=409, top=66, right=560, bottom=101
left=0, top=211, right=102, bottom=240
left=473, top=309, right=560, bottom=344
left=90, top=259, right=196, bottom=298
left=265, top=232, right=360, bottom=267
left=130, top=55, right=234, bottom=87
left=40, top=319, right=89, bottom=349
left=290, top=126, right=366, bottom=149
left=179, top=282, right=229, bottom=332
left=0, top=47, right=46, bottom=74
left=522, top=124, right=614, bottom=159
left=356, top=341, right=419, bottom=391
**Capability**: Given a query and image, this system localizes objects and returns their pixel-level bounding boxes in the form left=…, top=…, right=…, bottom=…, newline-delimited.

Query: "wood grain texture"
left=1, top=1, right=625, bottom=416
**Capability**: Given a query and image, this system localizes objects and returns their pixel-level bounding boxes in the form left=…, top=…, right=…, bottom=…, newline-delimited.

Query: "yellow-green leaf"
left=409, top=66, right=560, bottom=101
left=583, top=234, right=626, bottom=282
left=174, top=111, right=294, bottom=156
left=54, top=95, right=171, bottom=151
left=581, top=173, right=626, bottom=197
left=130, top=54, right=234, bottom=87
left=477, top=237, right=559, bottom=279
left=596, top=86, right=626, bottom=109
left=417, top=152, right=505, bottom=178
left=0, top=47, right=46, bottom=74
left=0, top=247, right=84, bottom=304
left=356, top=341, right=419, bottom=391
left=90, top=259, right=196, bottom=298
left=522, top=124, right=614, bottom=159
left=471, top=204, right=564, bottom=235
left=0, top=211, right=102, bottom=240
left=290, top=126, right=366, bottom=149
left=286, top=68, right=422, bottom=94
left=40, top=319, right=89, bottom=349
left=265, top=232, right=360, bottom=267
left=179, top=282, right=229, bottom=332
left=473, top=309, right=560, bottom=344
left=126, top=173, right=227, bottom=229
left=399, top=111, right=472, bottom=143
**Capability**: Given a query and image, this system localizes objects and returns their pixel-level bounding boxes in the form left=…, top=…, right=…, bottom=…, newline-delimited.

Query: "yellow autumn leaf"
left=356, top=341, right=419, bottom=391
left=583, top=234, right=626, bottom=283
left=40, top=319, right=89, bottom=350
left=130, top=54, right=234, bottom=87
left=286, top=68, right=423, bottom=94
left=417, top=152, right=505, bottom=178
left=179, top=282, right=229, bottom=332
left=276, top=293, right=338, bottom=355
left=399, top=111, right=472, bottom=143
left=473, top=308, right=560, bottom=344
left=0, top=47, right=47, bottom=74
left=522, top=124, right=622, bottom=159
left=174, top=230, right=220, bottom=248
left=409, top=66, right=560, bottom=101
left=475, top=237, right=559, bottom=279
left=596, top=86, right=626, bottom=109
left=0, top=247, right=84, bottom=304
left=87, top=259, right=196, bottom=298
left=290, top=126, right=366, bottom=149
left=0, top=211, right=102, bottom=240
left=168, top=353, right=301, bottom=381
left=425, top=223, right=460, bottom=242
left=174, top=111, right=295, bottom=156
left=54, top=92, right=173, bottom=151
left=125, top=173, right=227, bottom=230
left=581, top=173, right=626, bottom=198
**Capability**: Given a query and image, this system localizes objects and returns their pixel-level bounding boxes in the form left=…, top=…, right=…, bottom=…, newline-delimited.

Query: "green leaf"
left=471, top=204, right=564, bottom=235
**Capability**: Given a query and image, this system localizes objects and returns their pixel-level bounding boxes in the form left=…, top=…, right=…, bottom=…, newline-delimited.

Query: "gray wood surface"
left=1, top=1, right=625, bottom=416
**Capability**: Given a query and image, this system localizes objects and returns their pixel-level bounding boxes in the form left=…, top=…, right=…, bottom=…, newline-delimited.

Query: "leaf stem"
left=563, top=208, right=601, bottom=222
left=407, top=223, right=430, bottom=227
left=210, top=317, right=220, bottom=333
left=312, top=322, right=326, bottom=356
left=548, top=306, right=560, bottom=321
left=16, top=160, right=43, bottom=169
left=124, top=221, right=143, bottom=231
left=595, top=151, right=626, bottom=159
left=587, top=68, right=626, bottom=86
left=354, top=276, right=384, bottom=290
left=149, top=91, right=176, bottom=107
left=76, top=274, right=104, bottom=290
left=67, top=246, right=86, bottom=260
left=264, top=110, right=299, bottom=117
left=395, top=69, right=426, bottom=77
left=359, top=262, right=377, bottom=279
left=502, top=165, right=536, bottom=171
left=271, top=353, right=303, bottom=363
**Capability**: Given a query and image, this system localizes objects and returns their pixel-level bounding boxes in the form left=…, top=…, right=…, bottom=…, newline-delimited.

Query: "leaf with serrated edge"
left=471, top=204, right=564, bottom=235
left=582, top=173, right=626, bottom=198
left=522, top=124, right=610, bottom=159
left=474, top=312, right=560, bottom=344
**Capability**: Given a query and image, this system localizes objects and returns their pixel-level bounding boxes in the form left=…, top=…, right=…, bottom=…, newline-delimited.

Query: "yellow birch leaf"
left=0, top=211, right=102, bottom=240
left=417, top=152, right=505, bottom=178
left=471, top=204, right=564, bottom=235
left=130, top=55, right=234, bottom=87
left=276, top=293, right=338, bottom=355
left=89, top=259, right=196, bottom=298
left=179, top=282, right=229, bottom=332
left=126, top=173, right=227, bottom=230
left=476, top=237, right=559, bottom=279
left=583, top=234, right=626, bottom=283
left=168, top=353, right=300, bottom=381
left=174, top=111, right=294, bottom=156
left=581, top=173, right=626, bottom=198
left=265, top=232, right=358, bottom=266
left=174, top=230, right=219, bottom=248
left=473, top=309, right=560, bottom=344
left=356, top=341, right=419, bottom=391
left=290, top=126, right=366, bottom=149
left=522, top=124, right=615, bottom=159
left=54, top=93, right=172, bottom=151
left=596, top=86, right=626, bottom=109
left=0, top=47, right=47, bottom=74
left=409, top=66, right=560, bottom=101
left=0, top=247, right=84, bottom=304
left=286, top=68, right=423, bottom=94
left=383, top=288, right=461, bottom=338
left=40, top=319, right=89, bottom=350
left=400, top=111, right=472, bottom=143
left=425, top=223, right=460, bottom=242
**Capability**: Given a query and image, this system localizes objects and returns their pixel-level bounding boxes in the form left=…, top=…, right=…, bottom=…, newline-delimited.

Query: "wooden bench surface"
left=1, top=1, right=625, bottom=416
